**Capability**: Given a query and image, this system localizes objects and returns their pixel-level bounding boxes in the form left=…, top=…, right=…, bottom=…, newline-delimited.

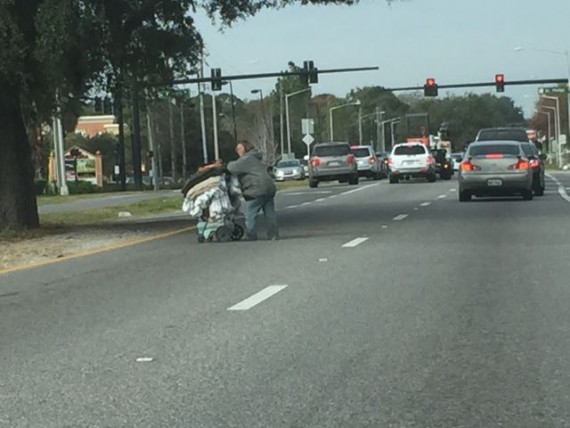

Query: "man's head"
left=236, top=140, right=254, bottom=157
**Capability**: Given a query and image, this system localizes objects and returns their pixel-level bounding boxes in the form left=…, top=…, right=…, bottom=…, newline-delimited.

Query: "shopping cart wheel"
left=197, top=235, right=205, bottom=244
left=231, top=224, right=244, bottom=241
left=215, top=226, right=233, bottom=242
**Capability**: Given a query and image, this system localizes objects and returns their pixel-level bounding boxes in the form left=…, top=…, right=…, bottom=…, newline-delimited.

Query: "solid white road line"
left=420, top=202, right=431, bottom=207
left=284, top=191, right=333, bottom=196
left=342, top=237, right=369, bottom=248
left=228, top=285, right=288, bottom=311
left=301, top=202, right=311, bottom=206
left=393, top=214, right=408, bottom=221
left=315, top=198, right=326, bottom=202
left=546, top=173, right=570, bottom=203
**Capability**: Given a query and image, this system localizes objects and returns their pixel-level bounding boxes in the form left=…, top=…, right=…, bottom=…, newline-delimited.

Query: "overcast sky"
left=193, top=0, right=569, bottom=117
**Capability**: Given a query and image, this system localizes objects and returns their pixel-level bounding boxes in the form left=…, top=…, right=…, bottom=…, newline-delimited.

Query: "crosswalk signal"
left=211, top=68, right=222, bottom=91
left=495, top=73, right=505, bottom=92
left=424, top=78, right=438, bottom=97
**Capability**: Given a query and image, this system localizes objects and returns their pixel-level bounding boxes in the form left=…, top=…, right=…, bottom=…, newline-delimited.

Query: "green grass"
left=276, top=179, right=309, bottom=191
left=37, top=192, right=137, bottom=205
left=40, top=195, right=183, bottom=225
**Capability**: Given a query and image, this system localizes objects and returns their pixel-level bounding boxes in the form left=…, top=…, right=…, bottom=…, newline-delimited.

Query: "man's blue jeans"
left=244, top=196, right=278, bottom=240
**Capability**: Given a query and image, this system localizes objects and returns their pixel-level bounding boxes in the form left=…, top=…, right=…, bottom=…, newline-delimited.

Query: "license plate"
left=328, top=161, right=341, bottom=167
left=487, top=179, right=503, bottom=187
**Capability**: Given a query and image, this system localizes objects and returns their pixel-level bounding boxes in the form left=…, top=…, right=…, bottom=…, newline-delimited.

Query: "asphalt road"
left=3, top=173, right=570, bottom=427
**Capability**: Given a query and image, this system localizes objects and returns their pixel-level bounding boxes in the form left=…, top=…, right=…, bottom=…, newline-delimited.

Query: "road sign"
left=301, top=119, right=315, bottom=135
left=538, top=87, right=569, bottom=95
left=302, top=134, right=315, bottom=146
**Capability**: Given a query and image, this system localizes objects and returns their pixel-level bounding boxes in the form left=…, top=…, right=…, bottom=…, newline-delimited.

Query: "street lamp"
left=329, top=100, right=361, bottom=142
left=222, top=81, right=238, bottom=144
left=285, top=88, right=311, bottom=156
left=541, top=95, right=563, bottom=167
left=537, top=110, right=552, bottom=154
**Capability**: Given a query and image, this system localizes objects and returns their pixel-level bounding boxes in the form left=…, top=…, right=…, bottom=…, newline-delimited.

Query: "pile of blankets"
left=181, top=166, right=242, bottom=222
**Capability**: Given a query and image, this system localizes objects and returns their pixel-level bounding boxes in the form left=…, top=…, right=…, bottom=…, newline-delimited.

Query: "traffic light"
left=211, top=68, right=222, bottom=91
left=302, top=60, right=318, bottom=84
left=424, top=77, right=438, bottom=97
left=495, top=73, right=505, bottom=92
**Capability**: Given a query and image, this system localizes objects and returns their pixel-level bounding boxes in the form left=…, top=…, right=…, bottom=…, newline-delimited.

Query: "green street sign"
left=538, top=87, right=569, bottom=95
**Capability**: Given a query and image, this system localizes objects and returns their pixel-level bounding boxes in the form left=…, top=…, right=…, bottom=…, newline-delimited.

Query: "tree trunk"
left=0, top=86, right=40, bottom=231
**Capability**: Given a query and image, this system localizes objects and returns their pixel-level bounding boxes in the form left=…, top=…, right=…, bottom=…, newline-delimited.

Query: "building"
left=75, top=115, right=119, bottom=138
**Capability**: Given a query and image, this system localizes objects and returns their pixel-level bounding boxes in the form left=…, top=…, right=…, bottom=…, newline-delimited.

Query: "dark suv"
left=475, top=127, right=529, bottom=142
left=308, top=142, right=359, bottom=188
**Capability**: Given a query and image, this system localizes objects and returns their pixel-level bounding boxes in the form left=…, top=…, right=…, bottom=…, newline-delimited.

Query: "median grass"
left=40, top=195, right=183, bottom=225
left=276, top=179, right=308, bottom=191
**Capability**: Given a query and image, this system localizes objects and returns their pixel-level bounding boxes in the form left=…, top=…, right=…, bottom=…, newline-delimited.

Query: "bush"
left=66, top=180, right=99, bottom=194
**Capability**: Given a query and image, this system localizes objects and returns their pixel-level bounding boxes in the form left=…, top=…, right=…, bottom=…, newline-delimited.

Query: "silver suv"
left=309, top=142, right=359, bottom=188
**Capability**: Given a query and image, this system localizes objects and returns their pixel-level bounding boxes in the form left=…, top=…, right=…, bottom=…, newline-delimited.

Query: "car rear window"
left=393, top=145, right=427, bottom=156
left=352, top=148, right=371, bottom=157
left=313, top=145, right=351, bottom=157
left=277, top=160, right=300, bottom=167
left=468, top=144, right=520, bottom=156
left=477, top=129, right=528, bottom=142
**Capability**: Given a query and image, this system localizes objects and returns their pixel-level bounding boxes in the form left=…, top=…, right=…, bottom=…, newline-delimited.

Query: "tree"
left=404, top=93, right=526, bottom=150
left=0, top=0, right=401, bottom=231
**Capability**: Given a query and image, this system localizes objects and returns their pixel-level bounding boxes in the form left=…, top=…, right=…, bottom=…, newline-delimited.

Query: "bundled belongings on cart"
left=181, top=162, right=244, bottom=243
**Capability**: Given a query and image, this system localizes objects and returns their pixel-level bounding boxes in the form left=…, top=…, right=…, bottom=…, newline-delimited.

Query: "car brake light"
left=369, top=156, right=376, bottom=164
left=311, top=157, right=320, bottom=167
left=508, top=158, right=529, bottom=170
left=485, top=153, right=504, bottom=159
left=388, top=157, right=393, bottom=165
left=347, top=154, right=355, bottom=164
left=529, top=159, right=540, bottom=168
left=460, top=159, right=480, bottom=171
left=426, top=156, right=434, bottom=165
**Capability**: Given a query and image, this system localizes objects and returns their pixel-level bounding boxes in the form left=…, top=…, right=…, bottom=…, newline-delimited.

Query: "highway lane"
left=2, top=176, right=570, bottom=427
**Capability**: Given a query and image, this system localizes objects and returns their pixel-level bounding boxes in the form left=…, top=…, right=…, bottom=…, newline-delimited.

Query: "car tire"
left=348, top=175, right=359, bottom=185
left=522, top=190, right=533, bottom=201
left=459, top=191, right=471, bottom=202
left=389, top=175, right=399, bottom=184
left=427, top=173, right=437, bottom=183
left=309, top=179, right=319, bottom=188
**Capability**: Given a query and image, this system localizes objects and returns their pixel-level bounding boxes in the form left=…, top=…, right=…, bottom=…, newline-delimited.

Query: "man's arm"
left=227, top=157, right=248, bottom=175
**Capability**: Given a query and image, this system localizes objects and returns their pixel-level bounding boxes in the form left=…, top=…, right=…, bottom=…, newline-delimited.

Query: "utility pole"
left=180, top=100, right=187, bottom=179
left=198, top=54, right=208, bottom=164
left=358, top=107, right=363, bottom=145
left=146, top=104, right=160, bottom=191
left=212, top=92, right=220, bottom=160
left=279, top=80, right=285, bottom=157
left=375, top=107, right=381, bottom=151
left=168, top=99, right=177, bottom=182
left=131, top=83, right=143, bottom=190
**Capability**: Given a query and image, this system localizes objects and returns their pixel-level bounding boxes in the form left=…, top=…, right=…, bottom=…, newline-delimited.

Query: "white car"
left=273, top=159, right=305, bottom=181
left=451, top=152, right=464, bottom=171
left=388, top=142, right=437, bottom=183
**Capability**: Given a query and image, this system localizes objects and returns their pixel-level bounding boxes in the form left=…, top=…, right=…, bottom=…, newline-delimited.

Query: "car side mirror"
left=539, top=154, right=547, bottom=161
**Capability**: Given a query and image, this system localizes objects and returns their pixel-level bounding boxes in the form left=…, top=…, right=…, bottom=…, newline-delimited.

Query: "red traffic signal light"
left=495, top=73, right=505, bottom=92
left=424, top=77, right=438, bottom=97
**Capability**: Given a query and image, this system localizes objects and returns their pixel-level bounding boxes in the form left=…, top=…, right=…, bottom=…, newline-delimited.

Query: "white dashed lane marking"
left=342, top=237, right=369, bottom=248
left=393, top=214, right=408, bottom=221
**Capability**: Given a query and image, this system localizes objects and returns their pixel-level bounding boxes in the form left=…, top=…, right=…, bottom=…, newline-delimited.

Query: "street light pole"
left=358, top=107, right=363, bottom=145
left=542, top=95, right=562, bottom=167
left=279, top=80, right=285, bottom=157
left=212, top=92, right=220, bottom=160
left=537, top=110, right=552, bottom=152
left=329, top=101, right=361, bottom=142
left=286, top=88, right=311, bottom=155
